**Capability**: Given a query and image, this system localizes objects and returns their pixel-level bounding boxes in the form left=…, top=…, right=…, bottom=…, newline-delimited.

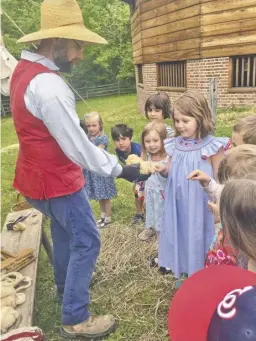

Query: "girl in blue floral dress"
left=155, top=91, right=229, bottom=283
left=83, top=112, right=117, bottom=228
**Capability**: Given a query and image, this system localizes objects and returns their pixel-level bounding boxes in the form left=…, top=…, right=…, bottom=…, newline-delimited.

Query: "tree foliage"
left=1, top=0, right=135, bottom=87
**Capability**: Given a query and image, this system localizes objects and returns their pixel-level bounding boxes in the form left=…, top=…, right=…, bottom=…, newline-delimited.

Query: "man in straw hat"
left=10, top=0, right=146, bottom=338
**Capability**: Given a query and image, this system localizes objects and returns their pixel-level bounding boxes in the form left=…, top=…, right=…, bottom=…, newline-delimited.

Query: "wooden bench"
left=1, top=208, right=52, bottom=329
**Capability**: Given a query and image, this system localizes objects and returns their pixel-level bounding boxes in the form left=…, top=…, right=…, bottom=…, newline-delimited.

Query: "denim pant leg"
left=26, top=188, right=101, bottom=325
left=25, top=197, right=71, bottom=295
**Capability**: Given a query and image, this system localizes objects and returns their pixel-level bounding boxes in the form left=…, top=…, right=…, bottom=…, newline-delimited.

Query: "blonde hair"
left=172, top=91, right=214, bottom=139
left=141, top=122, right=167, bottom=160
left=217, top=144, right=256, bottom=184
left=84, top=111, right=104, bottom=136
left=233, top=115, right=256, bottom=145
left=220, top=176, right=256, bottom=262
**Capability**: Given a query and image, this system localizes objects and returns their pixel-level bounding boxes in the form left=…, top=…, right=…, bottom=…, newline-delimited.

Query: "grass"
left=1, top=94, right=255, bottom=341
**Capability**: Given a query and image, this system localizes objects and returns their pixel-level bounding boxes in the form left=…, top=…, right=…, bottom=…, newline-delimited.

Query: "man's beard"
left=54, top=56, right=72, bottom=73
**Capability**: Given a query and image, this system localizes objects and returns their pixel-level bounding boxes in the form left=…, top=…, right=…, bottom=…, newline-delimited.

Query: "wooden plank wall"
left=130, top=0, right=256, bottom=64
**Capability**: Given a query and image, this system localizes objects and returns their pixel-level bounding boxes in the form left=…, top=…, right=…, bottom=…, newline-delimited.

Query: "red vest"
left=10, top=59, right=85, bottom=199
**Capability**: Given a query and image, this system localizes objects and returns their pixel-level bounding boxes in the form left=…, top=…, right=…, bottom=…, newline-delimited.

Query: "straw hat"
left=17, top=0, right=108, bottom=45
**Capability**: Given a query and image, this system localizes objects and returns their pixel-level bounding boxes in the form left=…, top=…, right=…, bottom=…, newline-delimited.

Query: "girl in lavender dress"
left=83, top=112, right=117, bottom=228
left=155, top=91, right=229, bottom=284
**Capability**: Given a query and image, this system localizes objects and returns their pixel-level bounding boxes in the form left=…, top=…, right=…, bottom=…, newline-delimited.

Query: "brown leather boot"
left=60, top=315, right=116, bottom=339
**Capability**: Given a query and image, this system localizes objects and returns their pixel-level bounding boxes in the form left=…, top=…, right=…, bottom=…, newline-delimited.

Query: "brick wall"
left=135, top=57, right=256, bottom=114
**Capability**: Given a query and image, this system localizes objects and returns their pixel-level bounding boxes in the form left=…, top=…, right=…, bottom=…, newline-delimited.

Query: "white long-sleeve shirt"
left=22, top=50, right=122, bottom=178
left=203, top=178, right=224, bottom=202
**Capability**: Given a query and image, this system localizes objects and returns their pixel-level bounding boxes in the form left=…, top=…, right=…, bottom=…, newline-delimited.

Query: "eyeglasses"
left=72, top=40, right=85, bottom=50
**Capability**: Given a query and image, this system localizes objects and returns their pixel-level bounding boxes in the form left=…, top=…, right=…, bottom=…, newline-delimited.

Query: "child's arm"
left=153, top=156, right=171, bottom=177
left=98, top=144, right=105, bottom=149
left=188, top=170, right=224, bottom=201
left=211, top=147, right=225, bottom=180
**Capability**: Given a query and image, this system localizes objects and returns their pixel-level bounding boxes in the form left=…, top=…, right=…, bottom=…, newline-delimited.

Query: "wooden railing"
left=231, top=55, right=256, bottom=88
left=1, top=82, right=136, bottom=116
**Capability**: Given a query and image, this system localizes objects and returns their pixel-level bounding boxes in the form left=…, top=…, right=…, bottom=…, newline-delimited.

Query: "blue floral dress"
left=158, top=135, right=229, bottom=278
left=83, top=135, right=117, bottom=201
left=145, top=156, right=168, bottom=232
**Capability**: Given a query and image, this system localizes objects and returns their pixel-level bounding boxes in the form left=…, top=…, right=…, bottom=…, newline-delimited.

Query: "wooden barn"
left=124, top=0, right=256, bottom=111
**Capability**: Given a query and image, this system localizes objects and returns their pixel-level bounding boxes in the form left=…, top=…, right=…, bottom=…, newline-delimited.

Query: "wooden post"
left=118, top=80, right=120, bottom=95
left=209, top=78, right=217, bottom=125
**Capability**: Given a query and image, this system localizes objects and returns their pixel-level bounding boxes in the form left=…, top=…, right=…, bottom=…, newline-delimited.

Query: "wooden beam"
left=140, top=0, right=172, bottom=14
left=132, top=31, right=141, bottom=45
left=142, top=27, right=200, bottom=47
left=131, top=22, right=141, bottom=38
left=142, top=16, right=200, bottom=39
left=201, top=18, right=256, bottom=37
left=133, top=39, right=142, bottom=52
left=201, top=31, right=256, bottom=48
left=201, top=0, right=256, bottom=14
left=143, top=48, right=200, bottom=63
left=131, top=6, right=140, bottom=24
left=133, top=48, right=143, bottom=58
left=141, top=4, right=200, bottom=31
left=201, top=6, right=256, bottom=26
left=201, top=43, right=256, bottom=58
left=142, top=38, right=200, bottom=56
left=133, top=56, right=143, bottom=64
left=131, top=13, right=141, bottom=32
left=140, top=0, right=200, bottom=22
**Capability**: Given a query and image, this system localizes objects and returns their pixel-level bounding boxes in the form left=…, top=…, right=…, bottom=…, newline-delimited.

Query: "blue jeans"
left=26, top=188, right=101, bottom=325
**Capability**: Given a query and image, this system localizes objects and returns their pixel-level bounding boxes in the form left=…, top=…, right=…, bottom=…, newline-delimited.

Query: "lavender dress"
left=158, top=135, right=229, bottom=278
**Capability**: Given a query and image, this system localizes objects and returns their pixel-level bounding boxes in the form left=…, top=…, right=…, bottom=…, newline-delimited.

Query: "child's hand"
left=152, top=163, right=167, bottom=174
left=208, top=201, right=220, bottom=224
left=187, top=169, right=211, bottom=187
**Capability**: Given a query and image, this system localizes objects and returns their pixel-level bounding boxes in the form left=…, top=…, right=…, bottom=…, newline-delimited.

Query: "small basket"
left=11, top=192, right=32, bottom=212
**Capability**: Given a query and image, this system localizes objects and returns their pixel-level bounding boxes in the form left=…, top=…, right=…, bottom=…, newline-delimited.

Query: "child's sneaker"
left=96, top=218, right=104, bottom=228
left=138, top=228, right=156, bottom=241
left=131, top=213, right=144, bottom=225
left=149, top=256, right=159, bottom=268
left=159, top=267, right=173, bottom=275
left=98, top=221, right=112, bottom=229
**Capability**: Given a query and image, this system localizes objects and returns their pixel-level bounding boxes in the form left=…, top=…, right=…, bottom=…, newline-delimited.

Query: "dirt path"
left=1, top=143, right=19, bottom=153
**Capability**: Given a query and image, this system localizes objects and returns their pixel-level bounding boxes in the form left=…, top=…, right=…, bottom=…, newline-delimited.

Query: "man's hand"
left=117, top=165, right=151, bottom=182
left=187, top=169, right=211, bottom=187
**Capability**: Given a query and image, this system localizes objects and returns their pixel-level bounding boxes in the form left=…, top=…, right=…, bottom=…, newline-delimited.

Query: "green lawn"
left=1, top=94, right=255, bottom=341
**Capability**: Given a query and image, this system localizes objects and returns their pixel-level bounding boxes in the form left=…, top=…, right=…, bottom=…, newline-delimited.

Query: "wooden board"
left=201, top=43, right=256, bottom=58
left=201, top=18, right=256, bottom=37
left=142, top=37, right=200, bottom=56
left=143, top=48, right=200, bottom=63
left=140, top=0, right=172, bottom=14
left=202, top=30, right=256, bottom=48
left=141, top=16, right=200, bottom=39
left=142, top=27, right=200, bottom=48
left=141, top=4, right=200, bottom=31
left=201, top=6, right=256, bottom=26
left=201, top=0, right=256, bottom=14
left=140, top=0, right=200, bottom=22
left=1, top=208, right=43, bottom=328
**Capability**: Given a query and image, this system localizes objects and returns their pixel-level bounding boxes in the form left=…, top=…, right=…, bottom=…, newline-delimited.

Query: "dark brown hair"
left=172, top=90, right=214, bottom=139
left=144, top=92, right=171, bottom=119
